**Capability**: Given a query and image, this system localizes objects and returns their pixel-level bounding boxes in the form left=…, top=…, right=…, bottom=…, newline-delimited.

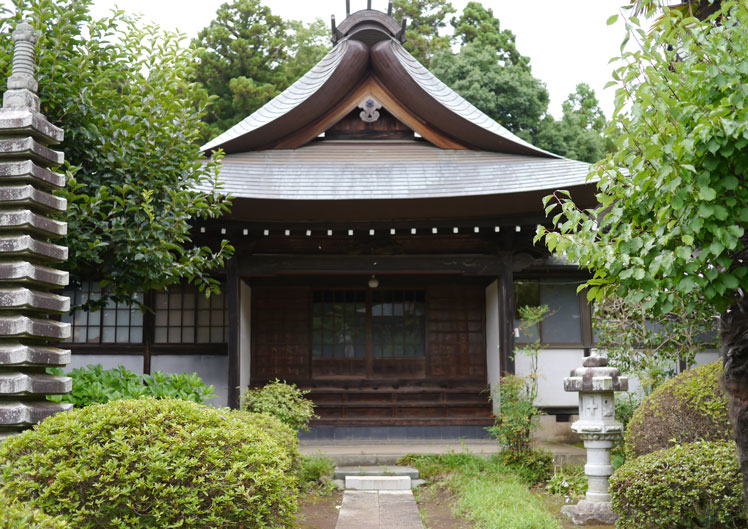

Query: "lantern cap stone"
left=564, top=354, right=628, bottom=393
left=583, top=355, right=609, bottom=368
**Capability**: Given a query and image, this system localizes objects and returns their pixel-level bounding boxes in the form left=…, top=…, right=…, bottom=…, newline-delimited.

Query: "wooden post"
left=498, top=253, right=515, bottom=375
left=227, top=256, right=240, bottom=409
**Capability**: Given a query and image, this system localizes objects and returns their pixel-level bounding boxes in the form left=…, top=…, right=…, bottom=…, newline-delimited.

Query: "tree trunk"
left=721, top=295, right=748, bottom=510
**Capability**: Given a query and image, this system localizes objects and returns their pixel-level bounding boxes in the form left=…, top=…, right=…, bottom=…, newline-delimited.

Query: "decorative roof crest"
left=331, top=1, right=406, bottom=46
left=358, top=97, right=382, bottom=122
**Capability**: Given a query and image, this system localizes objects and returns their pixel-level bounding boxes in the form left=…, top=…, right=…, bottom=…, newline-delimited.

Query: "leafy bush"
left=498, top=448, right=554, bottom=485
left=299, top=455, right=336, bottom=494
left=0, top=493, right=69, bottom=529
left=488, top=375, right=543, bottom=455
left=624, top=362, right=732, bottom=459
left=48, top=364, right=215, bottom=407
left=0, top=398, right=298, bottom=529
left=546, top=465, right=587, bottom=502
left=241, top=379, right=316, bottom=431
left=610, top=441, right=747, bottom=529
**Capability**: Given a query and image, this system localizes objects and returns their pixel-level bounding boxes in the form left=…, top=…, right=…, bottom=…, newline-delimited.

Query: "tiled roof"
left=205, top=140, right=592, bottom=200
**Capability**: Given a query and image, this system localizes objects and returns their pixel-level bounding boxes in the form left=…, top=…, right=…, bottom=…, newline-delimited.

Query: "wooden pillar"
left=227, top=256, right=240, bottom=409
left=498, top=253, right=515, bottom=376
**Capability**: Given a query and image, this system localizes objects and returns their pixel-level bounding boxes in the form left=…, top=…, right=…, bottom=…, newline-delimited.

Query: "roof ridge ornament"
left=333, top=2, right=406, bottom=46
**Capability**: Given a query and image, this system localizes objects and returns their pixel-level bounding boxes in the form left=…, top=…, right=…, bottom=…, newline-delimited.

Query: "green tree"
left=193, top=0, right=329, bottom=142
left=393, top=0, right=455, bottom=67
left=429, top=2, right=549, bottom=140
left=193, top=0, right=288, bottom=141
left=0, top=0, right=233, bottom=304
left=533, top=84, right=609, bottom=162
left=536, top=1, right=748, bottom=504
left=431, top=43, right=549, bottom=140
left=284, top=18, right=329, bottom=83
left=452, top=1, right=527, bottom=68
left=594, top=295, right=717, bottom=394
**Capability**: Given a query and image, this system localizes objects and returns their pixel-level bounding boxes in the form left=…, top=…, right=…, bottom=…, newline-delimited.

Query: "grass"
left=401, top=453, right=562, bottom=529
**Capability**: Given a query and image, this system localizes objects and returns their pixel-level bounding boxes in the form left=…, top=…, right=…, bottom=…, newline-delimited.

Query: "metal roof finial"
left=346, top=0, right=350, bottom=16
left=4, top=21, right=39, bottom=110
left=367, top=0, right=372, bottom=10
left=388, top=1, right=393, bottom=16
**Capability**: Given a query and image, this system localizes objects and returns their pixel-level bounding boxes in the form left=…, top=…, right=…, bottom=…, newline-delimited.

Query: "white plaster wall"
left=514, top=348, right=585, bottom=407
left=151, top=355, right=229, bottom=407
left=485, top=280, right=500, bottom=413
left=239, top=281, right=252, bottom=395
left=694, top=349, right=720, bottom=366
left=68, top=354, right=144, bottom=374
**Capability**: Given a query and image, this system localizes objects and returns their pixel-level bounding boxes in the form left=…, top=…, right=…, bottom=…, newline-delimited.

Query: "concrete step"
left=345, top=475, right=412, bottom=490
left=334, top=465, right=420, bottom=480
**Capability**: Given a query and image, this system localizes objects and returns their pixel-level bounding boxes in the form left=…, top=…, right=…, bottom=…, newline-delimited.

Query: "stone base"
left=561, top=500, right=618, bottom=526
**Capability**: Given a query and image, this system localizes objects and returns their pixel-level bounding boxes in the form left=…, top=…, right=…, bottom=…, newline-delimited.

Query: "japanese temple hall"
left=63, top=7, right=600, bottom=439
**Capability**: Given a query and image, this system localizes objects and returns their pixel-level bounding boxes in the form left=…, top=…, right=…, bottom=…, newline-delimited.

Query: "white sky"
left=13, top=0, right=631, bottom=119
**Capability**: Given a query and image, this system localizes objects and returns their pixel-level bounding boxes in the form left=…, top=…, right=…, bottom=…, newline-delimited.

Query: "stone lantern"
left=561, top=353, right=628, bottom=525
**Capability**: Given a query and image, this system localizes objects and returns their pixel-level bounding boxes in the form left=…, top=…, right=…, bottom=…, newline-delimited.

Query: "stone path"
left=334, top=467, right=424, bottom=529
left=335, top=491, right=423, bottom=529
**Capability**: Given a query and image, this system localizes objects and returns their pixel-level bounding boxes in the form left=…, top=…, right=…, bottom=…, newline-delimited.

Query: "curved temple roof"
left=201, top=9, right=596, bottom=217
left=201, top=10, right=558, bottom=158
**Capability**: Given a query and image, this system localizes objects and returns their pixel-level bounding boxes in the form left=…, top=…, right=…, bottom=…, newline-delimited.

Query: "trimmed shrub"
left=48, top=364, right=215, bottom=407
left=610, top=441, right=747, bottom=529
left=624, top=361, right=732, bottom=459
left=0, top=493, right=69, bottom=529
left=240, top=379, right=316, bottom=431
left=0, top=398, right=298, bottom=529
left=228, top=409, right=301, bottom=473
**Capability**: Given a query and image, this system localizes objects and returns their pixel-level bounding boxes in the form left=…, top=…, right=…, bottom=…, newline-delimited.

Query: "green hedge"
left=625, top=361, right=732, bottom=458
left=0, top=398, right=298, bottom=529
left=610, top=441, right=747, bottom=529
left=0, top=493, right=69, bottom=529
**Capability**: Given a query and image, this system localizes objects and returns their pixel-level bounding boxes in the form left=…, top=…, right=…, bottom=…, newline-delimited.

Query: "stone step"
left=345, top=475, right=411, bottom=490
left=334, top=465, right=420, bottom=480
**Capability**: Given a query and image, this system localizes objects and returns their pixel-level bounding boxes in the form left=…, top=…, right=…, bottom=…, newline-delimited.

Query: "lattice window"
left=61, top=282, right=144, bottom=344
left=154, top=286, right=227, bottom=344
left=311, top=289, right=425, bottom=359
left=371, top=290, right=425, bottom=358
left=312, top=290, right=367, bottom=359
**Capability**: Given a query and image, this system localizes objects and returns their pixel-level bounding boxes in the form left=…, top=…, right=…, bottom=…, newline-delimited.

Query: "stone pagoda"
left=0, top=22, right=71, bottom=439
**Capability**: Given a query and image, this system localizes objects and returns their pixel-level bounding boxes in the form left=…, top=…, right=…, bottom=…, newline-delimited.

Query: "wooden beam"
left=498, top=253, right=515, bottom=376
left=226, top=256, right=241, bottom=409
left=238, top=254, right=506, bottom=277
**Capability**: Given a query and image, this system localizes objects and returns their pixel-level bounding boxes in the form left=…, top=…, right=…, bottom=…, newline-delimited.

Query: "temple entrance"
left=250, top=277, right=493, bottom=426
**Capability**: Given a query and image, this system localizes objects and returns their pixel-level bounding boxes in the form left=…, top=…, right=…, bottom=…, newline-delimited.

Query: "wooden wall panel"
left=427, top=284, right=486, bottom=379
left=252, top=286, right=310, bottom=381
